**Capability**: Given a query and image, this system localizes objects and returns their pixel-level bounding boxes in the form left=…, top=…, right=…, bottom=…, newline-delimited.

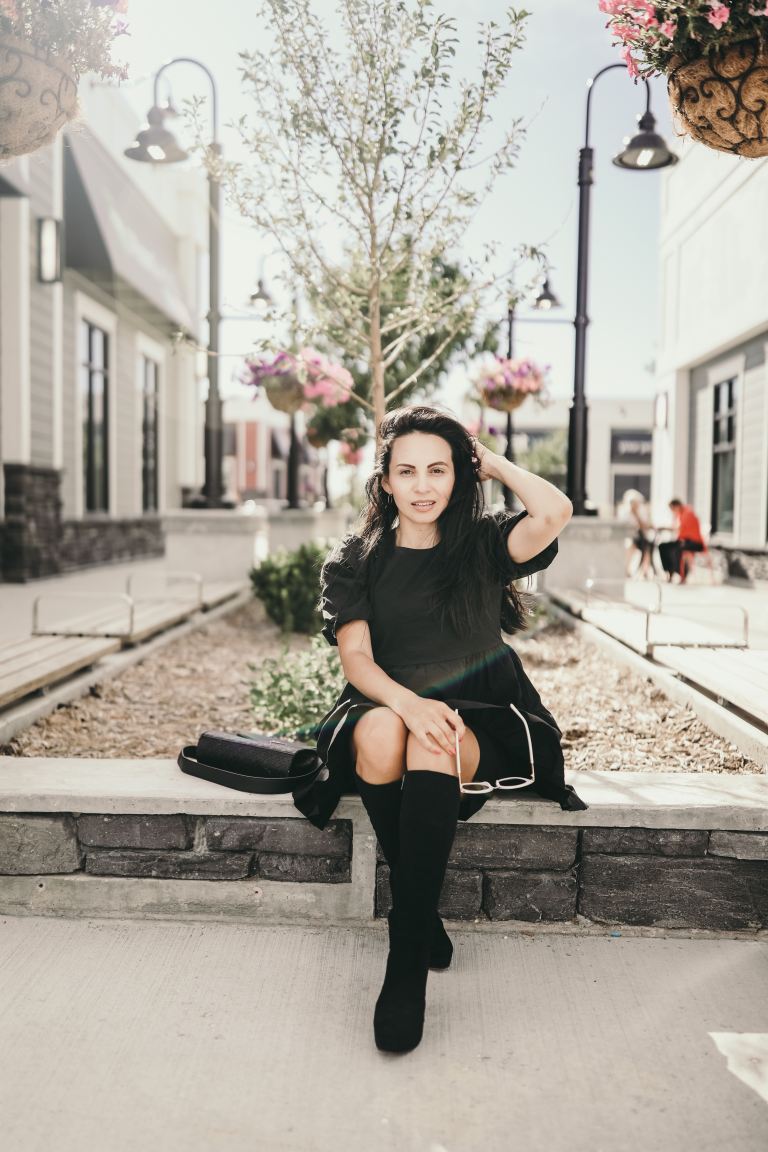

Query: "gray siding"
left=29, top=218, right=55, bottom=466
left=738, top=369, right=767, bottom=546
left=60, top=285, right=78, bottom=517
left=115, top=321, right=139, bottom=517
left=688, top=375, right=712, bottom=528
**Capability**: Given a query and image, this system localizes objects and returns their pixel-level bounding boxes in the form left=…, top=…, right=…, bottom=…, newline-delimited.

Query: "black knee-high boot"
left=355, top=775, right=453, bottom=970
left=373, top=770, right=460, bottom=1053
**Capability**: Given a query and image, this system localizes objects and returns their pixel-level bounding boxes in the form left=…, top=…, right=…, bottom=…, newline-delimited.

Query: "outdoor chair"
left=679, top=539, right=715, bottom=584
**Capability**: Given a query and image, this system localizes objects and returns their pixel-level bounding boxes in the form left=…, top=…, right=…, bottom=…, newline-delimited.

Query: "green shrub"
left=249, top=540, right=328, bottom=633
left=249, top=635, right=346, bottom=739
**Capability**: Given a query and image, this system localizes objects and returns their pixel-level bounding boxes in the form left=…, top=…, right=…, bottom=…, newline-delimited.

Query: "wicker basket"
left=0, top=34, right=78, bottom=161
left=667, top=37, right=768, bottom=158
left=263, top=375, right=305, bottom=415
left=483, top=390, right=527, bottom=414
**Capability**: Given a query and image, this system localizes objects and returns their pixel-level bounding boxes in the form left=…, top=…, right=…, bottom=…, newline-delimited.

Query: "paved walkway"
left=0, top=918, right=765, bottom=1152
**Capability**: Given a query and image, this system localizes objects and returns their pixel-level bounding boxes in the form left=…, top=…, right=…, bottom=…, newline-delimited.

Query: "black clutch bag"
left=177, top=730, right=326, bottom=794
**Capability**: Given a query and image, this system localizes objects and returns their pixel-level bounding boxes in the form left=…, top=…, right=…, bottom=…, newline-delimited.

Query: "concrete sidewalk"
left=0, top=918, right=766, bottom=1152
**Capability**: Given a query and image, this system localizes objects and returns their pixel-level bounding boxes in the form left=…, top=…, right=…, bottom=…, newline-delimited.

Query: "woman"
left=293, top=406, right=587, bottom=1054
left=619, top=489, right=655, bottom=579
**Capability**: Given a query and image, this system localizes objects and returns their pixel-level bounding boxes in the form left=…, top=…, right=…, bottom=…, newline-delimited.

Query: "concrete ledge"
left=1, top=759, right=766, bottom=929
left=1, top=757, right=765, bottom=829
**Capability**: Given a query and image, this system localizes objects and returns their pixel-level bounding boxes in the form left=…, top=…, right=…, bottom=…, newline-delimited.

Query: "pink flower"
left=621, top=44, right=641, bottom=78
left=707, top=3, right=731, bottom=29
left=598, top=0, right=630, bottom=12
left=659, top=19, right=677, bottom=38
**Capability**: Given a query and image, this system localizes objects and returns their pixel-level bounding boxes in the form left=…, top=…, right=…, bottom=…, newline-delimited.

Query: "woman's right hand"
left=397, top=696, right=465, bottom=757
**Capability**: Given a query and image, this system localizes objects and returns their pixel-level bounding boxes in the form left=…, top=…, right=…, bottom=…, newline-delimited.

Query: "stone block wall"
left=375, top=824, right=768, bottom=930
left=57, top=517, right=164, bottom=573
left=1, top=463, right=165, bottom=582
left=1, top=464, right=62, bottom=580
left=2, top=810, right=766, bottom=929
left=719, top=546, right=768, bottom=585
left=0, top=814, right=352, bottom=884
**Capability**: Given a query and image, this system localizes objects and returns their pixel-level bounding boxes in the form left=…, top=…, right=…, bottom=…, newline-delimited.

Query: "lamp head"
left=533, top=277, right=561, bottom=311
left=124, top=105, right=189, bottom=164
left=249, top=278, right=275, bottom=312
left=613, top=110, right=678, bottom=170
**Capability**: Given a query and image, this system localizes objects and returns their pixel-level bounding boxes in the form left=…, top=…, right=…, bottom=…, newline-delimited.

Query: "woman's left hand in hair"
left=471, top=438, right=502, bottom=482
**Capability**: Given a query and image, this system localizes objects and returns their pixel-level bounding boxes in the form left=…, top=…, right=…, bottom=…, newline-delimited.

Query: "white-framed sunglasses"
left=454, top=704, right=535, bottom=794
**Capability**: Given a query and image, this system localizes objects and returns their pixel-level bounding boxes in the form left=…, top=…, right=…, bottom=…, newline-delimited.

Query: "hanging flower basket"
left=668, top=37, right=768, bottom=158
left=262, top=373, right=306, bottom=414
left=599, top=2, right=768, bottom=158
left=468, top=354, right=549, bottom=414
left=0, top=34, right=78, bottom=160
left=242, top=347, right=353, bottom=416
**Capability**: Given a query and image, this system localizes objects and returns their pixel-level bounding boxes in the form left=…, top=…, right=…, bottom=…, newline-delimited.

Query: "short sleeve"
left=318, top=534, right=372, bottom=646
left=489, top=509, right=558, bottom=582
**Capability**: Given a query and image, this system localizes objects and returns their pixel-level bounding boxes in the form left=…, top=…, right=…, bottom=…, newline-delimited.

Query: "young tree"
left=219, top=0, right=538, bottom=435
left=309, top=250, right=500, bottom=412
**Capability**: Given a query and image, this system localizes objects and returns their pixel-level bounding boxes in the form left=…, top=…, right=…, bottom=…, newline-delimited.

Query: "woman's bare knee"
left=354, top=708, right=407, bottom=783
left=405, top=727, right=480, bottom=780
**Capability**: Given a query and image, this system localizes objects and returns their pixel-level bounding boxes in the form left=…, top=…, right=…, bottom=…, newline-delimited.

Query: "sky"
left=104, top=0, right=676, bottom=406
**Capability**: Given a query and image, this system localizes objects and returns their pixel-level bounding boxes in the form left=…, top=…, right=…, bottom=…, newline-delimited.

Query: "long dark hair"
left=354, top=405, right=527, bottom=634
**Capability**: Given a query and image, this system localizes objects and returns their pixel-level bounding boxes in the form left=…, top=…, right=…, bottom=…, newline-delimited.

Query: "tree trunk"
left=369, top=279, right=386, bottom=447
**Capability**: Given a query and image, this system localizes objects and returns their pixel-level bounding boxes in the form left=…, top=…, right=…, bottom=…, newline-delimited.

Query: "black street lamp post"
left=502, top=280, right=570, bottom=511
left=568, top=63, right=677, bottom=515
left=125, top=58, right=225, bottom=507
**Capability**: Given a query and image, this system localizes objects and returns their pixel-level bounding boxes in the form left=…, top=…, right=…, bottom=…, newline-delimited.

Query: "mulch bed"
left=3, top=600, right=759, bottom=774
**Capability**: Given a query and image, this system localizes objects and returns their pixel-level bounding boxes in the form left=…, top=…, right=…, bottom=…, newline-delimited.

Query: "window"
left=80, top=320, right=109, bottom=513
left=141, top=355, right=160, bottom=513
left=712, top=378, right=737, bottom=534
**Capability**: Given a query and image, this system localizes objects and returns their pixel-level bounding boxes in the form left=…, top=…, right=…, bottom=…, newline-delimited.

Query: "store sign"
left=610, top=429, right=652, bottom=465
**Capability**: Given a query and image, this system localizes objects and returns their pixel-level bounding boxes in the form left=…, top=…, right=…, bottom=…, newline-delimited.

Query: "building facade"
left=652, top=136, right=768, bottom=581
left=0, top=87, right=207, bottom=581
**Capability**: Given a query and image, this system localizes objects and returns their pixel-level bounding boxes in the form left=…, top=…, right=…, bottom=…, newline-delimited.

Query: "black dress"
left=292, top=510, right=587, bottom=829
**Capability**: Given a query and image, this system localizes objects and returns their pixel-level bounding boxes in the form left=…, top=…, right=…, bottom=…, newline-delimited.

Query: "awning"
left=63, top=127, right=195, bottom=332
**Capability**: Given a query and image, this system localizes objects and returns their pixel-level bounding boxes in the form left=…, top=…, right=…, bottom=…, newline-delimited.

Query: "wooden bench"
left=32, top=591, right=200, bottom=646
left=200, top=581, right=248, bottom=611
left=653, top=646, right=768, bottom=728
left=550, top=585, right=748, bottom=657
left=0, top=634, right=121, bottom=709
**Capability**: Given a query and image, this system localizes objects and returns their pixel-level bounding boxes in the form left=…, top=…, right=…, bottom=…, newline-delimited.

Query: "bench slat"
left=38, top=598, right=198, bottom=643
left=653, top=646, right=768, bottom=724
left=201, top=582, right=247, bottom=610
left=0, top=637, right=120, bottom=708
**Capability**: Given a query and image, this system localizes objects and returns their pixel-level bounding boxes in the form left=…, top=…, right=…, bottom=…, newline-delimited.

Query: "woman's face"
left=381, top=432, right=455, bottom=530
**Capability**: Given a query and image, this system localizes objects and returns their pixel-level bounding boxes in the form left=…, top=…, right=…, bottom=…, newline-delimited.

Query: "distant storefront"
left=222, top=396, right=326, bottom=508
left=0, top=90, right=207, bottom=582
left=489, top=396, right=654, bottom=518
left=652, top=137, right=768, bottom=582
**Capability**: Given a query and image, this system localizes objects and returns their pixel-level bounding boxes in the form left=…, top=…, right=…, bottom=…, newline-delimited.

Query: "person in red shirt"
left=658, top=498, right=704, bottom=583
